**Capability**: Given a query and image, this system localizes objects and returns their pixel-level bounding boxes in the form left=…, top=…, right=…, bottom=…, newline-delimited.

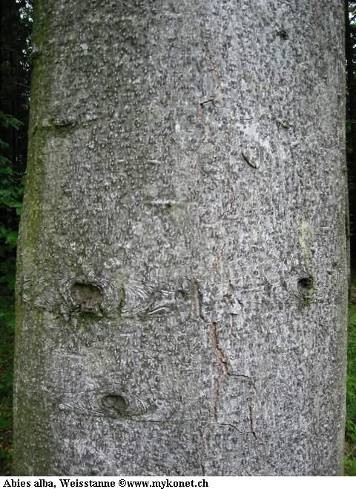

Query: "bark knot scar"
left=101, top=394, right=128, bottom=416
left=71, top=282, right=103, bottom=313
left=100, top=392, right=153, bottom=418
left=298, top=276, right=314, bottom=291
left=199, top=97, right=216, bottom=107
left=241, top=151, right=258, bottom=169
left=276, top=29, right=288, bottom=40
left=297, top=275, right=315, bottom=308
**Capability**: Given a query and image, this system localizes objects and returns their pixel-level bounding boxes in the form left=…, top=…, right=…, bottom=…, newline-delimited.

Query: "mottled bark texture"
left=14, top=0, right=347, bottom=476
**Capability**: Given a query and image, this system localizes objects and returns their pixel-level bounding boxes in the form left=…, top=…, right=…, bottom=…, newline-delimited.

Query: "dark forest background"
left=0, top=0, right=32, bottom=476
left=0, top=0, right=356, bottom=475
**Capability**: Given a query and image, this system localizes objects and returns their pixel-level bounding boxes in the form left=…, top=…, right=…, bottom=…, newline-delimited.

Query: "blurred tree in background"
left=0, top=0, right=32, bottom=475
left=346, top=0, right=356, bottom=264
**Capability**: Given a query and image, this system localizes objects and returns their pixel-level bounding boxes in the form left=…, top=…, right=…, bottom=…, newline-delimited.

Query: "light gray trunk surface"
left=14, top=0, right=348, bottom=475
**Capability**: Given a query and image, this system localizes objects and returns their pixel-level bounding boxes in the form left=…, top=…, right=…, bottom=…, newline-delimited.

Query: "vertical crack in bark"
left=210, top=321, right=229, bottom=375
left=249, top=403, right=257, bottom=439
left=209, top=322, right=229, bottom=419
left=197, top=282, right=259, bottom=458
left=192, top=279, right=205, bottom=322
left=209, top=324, right=259, bottom=440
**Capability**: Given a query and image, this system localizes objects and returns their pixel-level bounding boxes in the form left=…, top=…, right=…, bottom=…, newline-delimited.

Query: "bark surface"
left=14, top=0, right=348, bottom=475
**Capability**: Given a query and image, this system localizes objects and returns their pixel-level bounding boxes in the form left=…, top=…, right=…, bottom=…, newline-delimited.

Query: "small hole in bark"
left=101, top=394, right=128, bottom=415
left=277, top=29, right=288, bottom=40
left=71, top=282, right=103, bottom=311
left=298, top=276, right=314, bottom=291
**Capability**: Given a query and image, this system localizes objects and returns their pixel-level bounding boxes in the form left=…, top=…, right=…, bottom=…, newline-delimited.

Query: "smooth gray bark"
left=14, top=0, right=348, bottom=475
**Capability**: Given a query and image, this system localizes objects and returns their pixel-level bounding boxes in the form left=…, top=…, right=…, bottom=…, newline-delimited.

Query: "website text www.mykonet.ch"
left=58, top=479, right=209, bottom=489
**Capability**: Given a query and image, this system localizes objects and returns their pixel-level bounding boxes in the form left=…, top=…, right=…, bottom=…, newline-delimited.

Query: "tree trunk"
left=14, top=0, right=348, bottom=475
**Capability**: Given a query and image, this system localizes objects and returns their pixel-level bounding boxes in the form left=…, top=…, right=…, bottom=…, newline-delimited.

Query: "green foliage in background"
left=0, top=112, right=23, bottom=475
left=0, top=111, right=23, bottom=249
left=0, top=307, right=15, bottom=475
left=345, top=304, right=356, bottom=475
left=0, top=0, right=31, bottom=475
